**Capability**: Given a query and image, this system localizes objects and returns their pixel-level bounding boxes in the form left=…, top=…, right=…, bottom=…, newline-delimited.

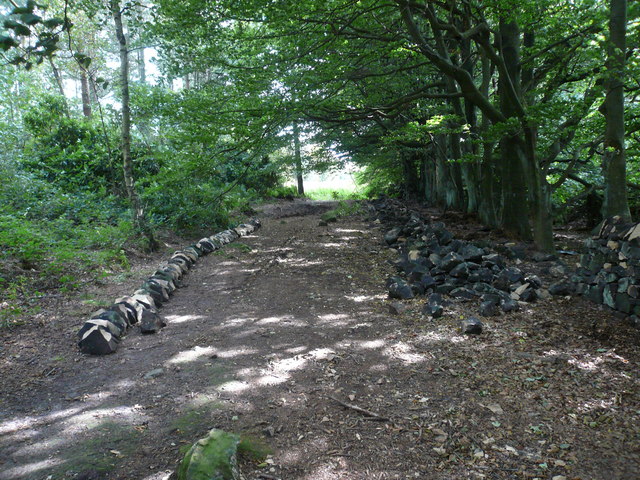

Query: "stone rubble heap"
left=381, top=212, right=553, bottom=319
left=77, top=219, right=261, bottom=355
left=573, top=216, right=640, bottom=318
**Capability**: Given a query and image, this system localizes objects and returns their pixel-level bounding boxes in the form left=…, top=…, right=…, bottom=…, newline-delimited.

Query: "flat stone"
left=519, top=288, right=538, bottom=302
left=387, top=277, right=414, bottom=300
left=479, top=301, right=500, bottom=317
left=460, top=317, right=483, bottom=334
left=144, top=368, right=164, bottom=379
left=459, top=244, right=485, bottom=262
left=449, top=262, right=470, bottom=279
left=384, top=227, right=402, bottom=245
left=450, top=287, right=478, bottom=300
left=423, top=304, right=444, bottom=318
left=549, top=281, right=574, bottom=296
left=586, top=284, right=604, bottom=304
left=616, top=293, right=633, bottom=314
left=482, top=253, right=505, bottom=269
left=388, top=302, right=408, bottom=315
left=500, top=298, right=520, bottom=312
left=440, top=252, right=464, bottom=272
left=494, top=267, right=524, bottom=292
left=603, top=285, right=616, bottom=309
left=419, top=274, right=437, bottom=290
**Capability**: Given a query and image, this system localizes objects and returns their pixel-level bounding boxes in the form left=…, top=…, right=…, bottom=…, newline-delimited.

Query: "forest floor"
left=1, top=199, right=640, bottom=480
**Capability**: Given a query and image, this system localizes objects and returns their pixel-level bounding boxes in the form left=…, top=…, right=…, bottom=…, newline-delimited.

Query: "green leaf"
left=0, top=35, right=20, bottom=51
left=4, top=20, right=31, bottom=36
left=43, top=18, right=65, bottom=29
left=20, top=13, right=42, bottom=26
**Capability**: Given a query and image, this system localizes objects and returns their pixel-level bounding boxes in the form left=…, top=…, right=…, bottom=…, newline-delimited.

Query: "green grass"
left=304, top=187, right=365, bottom=201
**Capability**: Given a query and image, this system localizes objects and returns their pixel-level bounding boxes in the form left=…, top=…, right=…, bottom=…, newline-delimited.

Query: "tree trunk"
left=293, top=121, right=304, bottom=195
left=137, top=47, right=146, bottom=83
left=498, top=18, right=531, bottom=240
left=478, top=53, right=500, bottom=228
left=602, top=0, right=631, bottom=220
left=48, top=57, right=69, bottom=116
left=80, top=69, right=92, bottom=118
left=111, top=0, right=158, bottom=251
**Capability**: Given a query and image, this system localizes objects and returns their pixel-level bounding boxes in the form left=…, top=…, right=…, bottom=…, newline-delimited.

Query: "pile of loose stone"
left=77, top=220, right=261, bottom=355
left=381, top=212, right=558, bottom=327
left=573, top=216, right=640, bottom=319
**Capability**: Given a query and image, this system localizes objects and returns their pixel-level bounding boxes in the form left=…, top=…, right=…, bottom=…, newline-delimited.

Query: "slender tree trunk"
left=137, top=47, right=146, bottom=83
left=293, top=121, right=304, bottom=195
left=111, top=0, right=157, bottom=250
left=80, top=69, right=92, bottom=118
left=602, top=0, right=631, bottom=220
left=478, top=54, right=500, bottom=228
left=48, top=58, right=69, bottom=116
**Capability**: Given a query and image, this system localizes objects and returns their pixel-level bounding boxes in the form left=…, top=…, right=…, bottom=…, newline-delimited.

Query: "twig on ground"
left=327, top=395, right=390, bottom=421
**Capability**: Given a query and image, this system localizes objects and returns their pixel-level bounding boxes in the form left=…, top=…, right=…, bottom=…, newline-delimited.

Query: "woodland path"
left=1, top=200, right=640, bottom=480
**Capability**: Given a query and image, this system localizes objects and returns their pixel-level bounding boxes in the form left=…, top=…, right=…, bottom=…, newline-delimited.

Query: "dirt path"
left=1, top=201, right=640, bottom=480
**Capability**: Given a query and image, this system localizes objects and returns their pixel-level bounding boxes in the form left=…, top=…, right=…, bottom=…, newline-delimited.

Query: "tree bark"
left=293, top=121, right=304, bottom=195
left=602, top=0, right=631, bottom=220
left=48, top=57, right=70, bottom=116
left=498, top=18, right=531, bottom=240
left=137, top=47, right=146, bottom=83
left=111, top=0, right=158, bottom=250
left=80, top=69, right=92, bottom=118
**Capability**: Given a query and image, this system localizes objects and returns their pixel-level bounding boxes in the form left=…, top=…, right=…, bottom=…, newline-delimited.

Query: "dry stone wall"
left=77, top=219, right=261, bottom=355
left=574, top=217, right=640, bottom=319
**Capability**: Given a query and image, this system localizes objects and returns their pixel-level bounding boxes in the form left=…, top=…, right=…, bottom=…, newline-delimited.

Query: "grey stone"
left=427, top=292, right=449, bottom=306
left=480, top=293, right=502, bottom=305
left=459, top=244, right=485, bottom=262
left=532, top=252, right=556, bottom=262
left=423, top=304, right=444, bottom=318
left=140, top=309, right=166, bottom=334
left=388, top=302, right=408, bottom=315
left=90, top=309, right=128, bottom=335
left=144, top=368, right=164, bottom=379
left=419, top=274, right=437, bottom=290
left=548, top=281, right=574, bottom=296
left=440, top=252, right=464, bottom=272
left=519, top=288, right=538, bottom=302
left=603, top=285, right=616, bottom=309
left=449, top=262, right=470, bottom=279
left=450, top=287, right=478, bottom=300
left=78, top=325, right=119, bottom=355
left=479, top=301, right=500, bottom=317
left=586, top=284, right=604, bottom=304
left=468, top=267, right=494, bottom=284
left=525, top=275, right=543, bottom=289
left=387, top=277, right=414, bottom=299
left=628, top=285, right=640, bottom=299
left=500, top=298, right=520, bottom=312
left=384, top=227, right=402, bottom=245
left=460, top=317, right=483, bottom=334
left=616, top=293, right=633, bottom=314
left=482, top=253, right=505, bottom=269
left=494, top=267, right=524, bottom=291
left=549, top=264, right=568, bottom=278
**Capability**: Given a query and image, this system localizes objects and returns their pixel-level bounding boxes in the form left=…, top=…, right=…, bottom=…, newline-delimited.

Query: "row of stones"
left=77, top=220, right=261, bottom=355
left=573, top=216, right=640, bottom=318
left=380, top=211, right=571, bottom=328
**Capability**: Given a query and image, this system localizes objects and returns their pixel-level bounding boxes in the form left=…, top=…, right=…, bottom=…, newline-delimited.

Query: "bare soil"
left=1, top=199, right=640, bottom=480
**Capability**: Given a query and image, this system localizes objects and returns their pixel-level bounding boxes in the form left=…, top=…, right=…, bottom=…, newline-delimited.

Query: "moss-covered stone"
left=177, top=429, right=244, bottom=480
